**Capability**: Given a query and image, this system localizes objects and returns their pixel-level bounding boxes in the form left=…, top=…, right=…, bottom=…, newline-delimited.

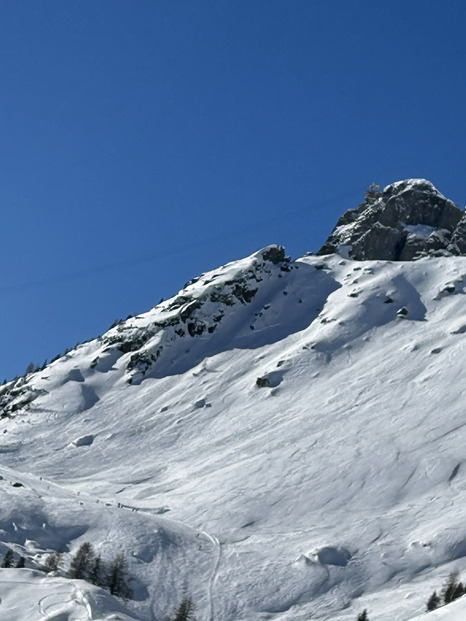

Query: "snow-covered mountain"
left=2, top=179, right=466, bottom=620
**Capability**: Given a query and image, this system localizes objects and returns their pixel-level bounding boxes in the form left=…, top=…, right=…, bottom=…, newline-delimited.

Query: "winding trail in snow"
left=38, top=586, right=92, bottom=620
left=199, top=531, right=221, bottom=621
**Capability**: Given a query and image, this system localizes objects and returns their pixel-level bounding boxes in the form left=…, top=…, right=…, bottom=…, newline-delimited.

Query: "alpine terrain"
left=2, top=178, right=466, bottom=621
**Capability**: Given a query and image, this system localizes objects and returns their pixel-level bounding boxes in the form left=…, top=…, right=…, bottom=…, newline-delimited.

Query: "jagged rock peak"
left=318, top=178, right=466, bottom=260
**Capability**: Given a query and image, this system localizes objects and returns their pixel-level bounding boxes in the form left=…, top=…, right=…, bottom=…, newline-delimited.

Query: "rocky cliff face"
left=0, top=245, right=310, bottom=415
left=318, top=179, right=466, bottom=260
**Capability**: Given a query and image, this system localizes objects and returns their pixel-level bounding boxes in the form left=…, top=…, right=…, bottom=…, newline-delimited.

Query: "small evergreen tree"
left=15, top=556, right=25, bottom=568
left=171, top=598, right=196, bottom=621
left=89, top=554, right=105, bottom=587
left=25, top=362, right=35, bottom=375
left=43, top=550, right=62, bottom=573
left=442, top=569, right=461, bottom=604
left=426, top=590, right=440, bottom=611
left=67, top=542, right=95, bottom=580
left=107, top=553, right=133, bottom=599
left=453, top=580, right=464, bottom=600
left=1, top=549, right=14, bottom=568
left=356, top=610, right=368, bottom=621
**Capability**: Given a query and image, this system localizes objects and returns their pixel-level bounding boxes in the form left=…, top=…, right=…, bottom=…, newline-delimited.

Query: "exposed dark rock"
left=187, top=320, right=205, bottom=337
left=121, top=246, right=292, bottom=379
left=232, top=284, right=258, bottom=304
left=261, top=246, right=286, bottom=264
left=127, top=350, right=162, bottom=375
left=180, top=301, right=203, bottom=323
left=318, top=179, right=465, bottom=260
left=451, top=213, right=466, bottom=253
left=256, top=376, right=271, bottom=388
left=103, top=328, right=154, bottom=354
left=441, top=284, right=456, bottom=295
left=316, top=546, right=352, bottom=567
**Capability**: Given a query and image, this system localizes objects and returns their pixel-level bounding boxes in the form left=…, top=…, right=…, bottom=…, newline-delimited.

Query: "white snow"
left=383, top=178, right=448, bottom=199
left=404, top=224, right=437, bottom=239
left=1, top=248, right=466, bottom=619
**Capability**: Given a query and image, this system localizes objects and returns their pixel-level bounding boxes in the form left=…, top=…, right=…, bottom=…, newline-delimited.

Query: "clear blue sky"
left=0, top=0, right=465, bottom=380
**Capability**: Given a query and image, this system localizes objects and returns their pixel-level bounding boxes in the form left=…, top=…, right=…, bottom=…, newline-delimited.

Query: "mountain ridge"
left=1, top=181, right=466, bottom=620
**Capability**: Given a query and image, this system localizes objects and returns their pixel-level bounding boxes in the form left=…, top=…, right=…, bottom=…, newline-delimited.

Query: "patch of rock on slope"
left=0, top=245, right=340, bottom=414
left=318, top=179, right=466, bottom=260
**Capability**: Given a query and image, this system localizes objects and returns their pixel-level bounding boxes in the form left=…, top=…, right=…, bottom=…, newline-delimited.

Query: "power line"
left=0, top=184, right=366, bottom=294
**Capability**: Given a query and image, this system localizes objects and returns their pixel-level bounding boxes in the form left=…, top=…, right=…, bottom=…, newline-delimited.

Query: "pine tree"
left=43, top=550, right=62, bottom=573
left=453, top=580, right=464, bottom=601
left=172, top=598, right=196, bottom=621
left=67, top=542, right=95, bottom=580
left=1, top=549, right=14, bottom=568
left=15, top=556, right=25, bottom=568
left=89, top=554, right=105, bottom=587
left=107, top=554, right=133, bottom=599
left=426, top=590, right=440, bottom=611
left=442, top=569, right=461, bottom=604
left=25, top=362, right=35, bottom=375
left=356, top=610, right=368, bottom=621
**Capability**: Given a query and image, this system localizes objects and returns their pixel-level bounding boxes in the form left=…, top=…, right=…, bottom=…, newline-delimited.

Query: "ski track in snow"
left=198, top=531, right=221, bottom=621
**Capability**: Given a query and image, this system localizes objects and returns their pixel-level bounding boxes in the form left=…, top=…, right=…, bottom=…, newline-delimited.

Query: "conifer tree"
left=15, top=556, right=25, bottom=568
left=43, top=550, right=62, bottom=573
left=89, top=554, right=104, bottom=587
left=442, top=569, right=461, bottom=604
left=453, top=580, right=464, bottom=600
left=1, top=549, right=14, bottom=568
left=171, top=598, right=196, bottom=621
left=426, top=590, right=440, bottom=611
left=25, top=362, right=35, bottom=375
left=356, top=610, right=368, bottom=621
left=67, top=542, right=95, bottom=580
left=107, top=553, right=133, bottom=599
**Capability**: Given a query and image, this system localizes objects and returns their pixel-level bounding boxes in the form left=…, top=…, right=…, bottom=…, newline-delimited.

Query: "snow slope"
left=2, top=244, right=466, bottom=620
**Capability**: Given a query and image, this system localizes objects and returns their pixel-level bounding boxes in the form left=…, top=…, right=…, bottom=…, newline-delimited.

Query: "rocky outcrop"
left=318, top=179, right=466, bottom=260
left=0, top=245, right=296, bottom=413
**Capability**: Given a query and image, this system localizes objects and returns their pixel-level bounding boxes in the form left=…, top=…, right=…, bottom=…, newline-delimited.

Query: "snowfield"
left=2, top=246, right=466, bottom=620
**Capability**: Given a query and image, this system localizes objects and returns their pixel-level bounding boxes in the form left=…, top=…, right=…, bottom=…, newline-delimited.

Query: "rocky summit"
left=318, top=178, right=466, bottom=260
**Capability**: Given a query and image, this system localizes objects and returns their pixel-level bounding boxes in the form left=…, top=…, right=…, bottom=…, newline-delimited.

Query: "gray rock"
left=72, top=434, right=95, bottom=447
left=316, top=546, right=352, bottom=566
left=451, top=212, right=466, bottom=253
left=318, top=179, right=465, bottom=261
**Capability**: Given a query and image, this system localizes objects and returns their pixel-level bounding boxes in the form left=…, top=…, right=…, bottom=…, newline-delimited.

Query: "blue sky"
left=0, top=0, right=465, bottom=379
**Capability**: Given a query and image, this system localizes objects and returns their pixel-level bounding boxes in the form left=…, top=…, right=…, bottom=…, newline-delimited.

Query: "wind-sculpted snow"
left=3, top=246, right=466, bottom=619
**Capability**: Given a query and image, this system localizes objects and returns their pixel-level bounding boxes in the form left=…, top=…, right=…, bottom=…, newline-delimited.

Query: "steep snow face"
left=318, top=179, right=466, bottom=260
left=2, top=247, right=466, bottom=620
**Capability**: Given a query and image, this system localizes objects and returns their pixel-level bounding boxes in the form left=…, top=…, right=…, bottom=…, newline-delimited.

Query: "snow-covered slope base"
left=2, top=246, right=466, bottom=620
